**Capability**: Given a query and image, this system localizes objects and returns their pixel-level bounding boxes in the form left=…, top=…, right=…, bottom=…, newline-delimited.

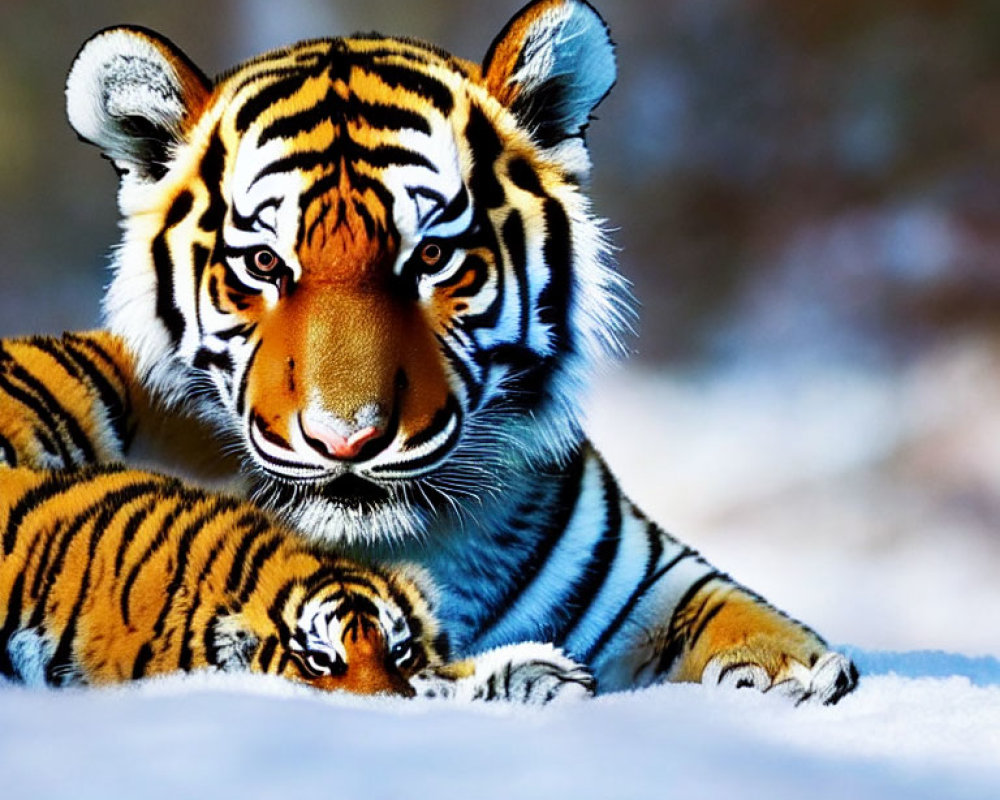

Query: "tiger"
left=0, top=461, right=593, bottom=701
left=3, top=0, right=857, bottom=703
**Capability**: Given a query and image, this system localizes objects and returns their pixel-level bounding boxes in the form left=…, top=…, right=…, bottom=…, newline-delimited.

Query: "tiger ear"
left=65, top=26, right=211, bottom=183
left=483, top=0, right=615, bottom=167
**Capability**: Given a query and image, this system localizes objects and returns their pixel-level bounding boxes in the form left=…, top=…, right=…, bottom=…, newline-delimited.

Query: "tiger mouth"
left=319, top=473, right=392, bottom=508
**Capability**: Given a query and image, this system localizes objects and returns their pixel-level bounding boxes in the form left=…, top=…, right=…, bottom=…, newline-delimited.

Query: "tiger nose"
left=300, top=412, right=383, bottom=461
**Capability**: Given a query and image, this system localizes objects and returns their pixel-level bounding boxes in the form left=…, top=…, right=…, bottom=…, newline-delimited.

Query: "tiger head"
left=64, top=0, right=630, bottom=543
left=222, top=561, right=440, bottom=696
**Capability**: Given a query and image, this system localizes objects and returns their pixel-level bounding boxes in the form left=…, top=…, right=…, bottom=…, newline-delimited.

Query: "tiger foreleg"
left=662, top=578, right=858, bottom=705
left=412, top=642, right=595, bottom=705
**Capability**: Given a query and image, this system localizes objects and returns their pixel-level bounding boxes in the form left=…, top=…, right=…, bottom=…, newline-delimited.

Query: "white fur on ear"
left=484, top=0, right=616, bottom=162
left=66, top=26, right=210, bottom=181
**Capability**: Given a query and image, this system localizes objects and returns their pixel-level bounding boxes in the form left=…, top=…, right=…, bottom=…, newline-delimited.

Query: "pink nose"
left=300, top=415, right=382, bottom=460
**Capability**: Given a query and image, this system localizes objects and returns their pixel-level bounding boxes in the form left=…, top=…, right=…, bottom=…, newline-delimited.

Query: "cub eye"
left=303, top=650, right=334, bottom=677
left=390, top=639, right=413, bottom=664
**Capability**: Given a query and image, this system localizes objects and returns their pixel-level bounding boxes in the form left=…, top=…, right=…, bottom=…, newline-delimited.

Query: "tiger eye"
left=420, top=242, right=443, bottom=267
left=253, top=248, right=279, bottom=273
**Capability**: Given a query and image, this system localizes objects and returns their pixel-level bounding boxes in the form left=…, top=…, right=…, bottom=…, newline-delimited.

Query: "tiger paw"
left=702, top=649, right=858, bottom=706
left=413, top=642, right=595, bottom=705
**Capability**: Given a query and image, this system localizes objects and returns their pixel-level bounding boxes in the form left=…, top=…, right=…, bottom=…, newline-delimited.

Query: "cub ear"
left=65, top=26, right=211, bottom=183
left=483, top=0, right=615, bottom=154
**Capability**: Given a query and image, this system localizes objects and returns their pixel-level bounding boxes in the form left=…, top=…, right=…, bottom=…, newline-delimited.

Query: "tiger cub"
left=0, top=463, right=593, bottom=701
left=3, top=0, right=859, bottom=703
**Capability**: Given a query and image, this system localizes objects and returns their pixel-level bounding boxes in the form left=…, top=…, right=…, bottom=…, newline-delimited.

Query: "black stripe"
left=64, top=334, right=134, bottom=453
left=32, top=483, right=164, bottom=663
left=466, top=105, right=504, bottom=209
left=235, top=536, right=285, bottom=605
left=224, top=514, right=271, bottom=595
left=551, top=461, right=623, bottom=647
left=582, top=519, right=669, bottom=664
left=235, top=338, right=263, bottom=417
left=0, top=373, right=75, bottom=467
left=538, top=198, right=573, bottom=354
left=149, top=502, right=233, bottom=668
left=232, top=198, right=281, bottom=234
left=197, top=130, right=227, bottom=232
left=203, top=606, right=226, bottom=667
left=257, top=86, right=335, bottom=146
left=369, top=400, right=461, bottom=475
left=346, top=97, right=432, bottom=135
left=152, top=190, right=195, bottom=345
left=64, top=334, right=129, bottom=389
left=236, top=73, right=310, bottom=133
left=435, top=330, right=483, bottom=410
left=28, top=505, right=102, bottom=631
left=26, top=336, right=81, bottom=380
left=192, top=347, right=235, bottom=374
left=192, top=243, right=211, bottom=337
left=442, top=254, right=490, bottom=299
left=508, top=158, right=545, bottom=197
left=257, top=634, right=279, bottom=673
left=434, top=187, right=469, bottom=226
left=252, top=150, right=330, bottom=187
left=7, top=361, right=96, bottom=464
left=178, top=534, right=228, bottom=672
left=401, top=394, right=460, bottom=451
left=653, top=572, right=721, bottom=677
left=468, top=447, right=588, bottom=643
left=3, top=471, right=74, bottom=556
left=45, top=504, right=118, bottom=685
left=28, top=518, right=65, bottom=604
left=59, top=337, right=131, bottom=454
left=120, top=502, right=190, bottom=628
left=351, top=142, right=436, bottom=172
left=113, top=498, right=159, bottom=577
left=362, top=61, right=454, bottom=115
left=132, top=643, right=154, bottom=679
left=687, top=600, right=727, bottom=652
left=213, top=323, right=255, bottom=342
left=0, top=570, right=26, bottom=679
left=501, top=210, right=530, bottom=345
left=265, top=579, right=297, bottom=651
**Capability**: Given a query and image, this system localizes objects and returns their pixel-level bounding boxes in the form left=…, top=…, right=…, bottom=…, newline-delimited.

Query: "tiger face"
left=243, top=571, right=432, bottom=696
left=65, top=1, right=629, bottom=542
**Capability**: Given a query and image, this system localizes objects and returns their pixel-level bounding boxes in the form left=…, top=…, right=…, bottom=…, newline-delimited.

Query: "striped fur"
left=0, top=464, right=438, bottom=693
left=0, top=463, right=593, bottom=701
left=14, top=0, right=858, bottom=702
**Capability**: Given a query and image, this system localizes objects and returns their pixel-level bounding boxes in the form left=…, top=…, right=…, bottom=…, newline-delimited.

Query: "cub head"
left=219, top=561, right=441, bottom=696
left=65, top=0, right=630, bottom=543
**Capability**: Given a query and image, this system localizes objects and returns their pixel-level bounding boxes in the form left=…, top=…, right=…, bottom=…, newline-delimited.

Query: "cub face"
left=66, top=1, right=628, bottom=543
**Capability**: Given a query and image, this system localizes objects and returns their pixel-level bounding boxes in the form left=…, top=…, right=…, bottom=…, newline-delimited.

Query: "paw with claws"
left=414, top=642, right=595, bottom=705
left=704, top=650, right=858, bottom=705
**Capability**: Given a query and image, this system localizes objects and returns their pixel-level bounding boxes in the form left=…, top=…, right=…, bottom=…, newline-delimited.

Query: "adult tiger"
left=13, top=0, right=855, bottom=701
left=0, top=461, right=593, bottom=701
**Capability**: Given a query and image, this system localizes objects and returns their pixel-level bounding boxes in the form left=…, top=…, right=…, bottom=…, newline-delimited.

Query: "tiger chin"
left=0, top=464, right=593, bottom=704
left=4, top=0, right=856, bottom=703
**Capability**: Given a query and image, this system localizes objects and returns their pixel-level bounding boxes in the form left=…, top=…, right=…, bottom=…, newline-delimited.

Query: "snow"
left=1, top=651, right=998, bottom=800
left=4, top=341, right=1000, bottom=798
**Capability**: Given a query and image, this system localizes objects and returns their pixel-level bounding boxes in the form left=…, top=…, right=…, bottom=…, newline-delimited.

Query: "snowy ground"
left=1, top=652, right=998, bottom=800
left=3, top=338, right=1000, bottom=798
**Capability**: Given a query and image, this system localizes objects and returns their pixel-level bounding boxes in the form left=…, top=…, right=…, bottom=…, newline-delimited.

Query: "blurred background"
left=0, top=0, right=998, bottom=655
